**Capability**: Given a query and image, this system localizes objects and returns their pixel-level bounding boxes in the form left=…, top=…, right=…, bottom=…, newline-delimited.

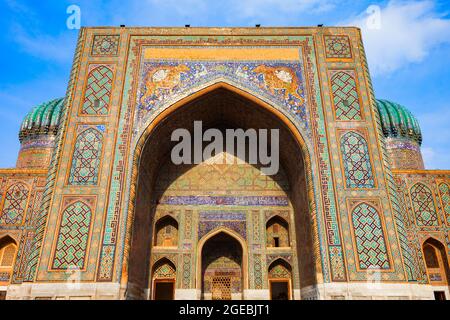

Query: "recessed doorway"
left=154, top=280, right=175, bottom=300
left=270, top=280, right=290, bottom=300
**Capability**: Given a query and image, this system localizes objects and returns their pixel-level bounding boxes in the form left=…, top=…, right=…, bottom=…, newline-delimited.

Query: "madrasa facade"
left=0, top=27, right=449, bottom=300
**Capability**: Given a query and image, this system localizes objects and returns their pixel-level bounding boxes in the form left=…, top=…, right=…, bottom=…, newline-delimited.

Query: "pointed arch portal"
left=124, top=82, right=318, bottom=300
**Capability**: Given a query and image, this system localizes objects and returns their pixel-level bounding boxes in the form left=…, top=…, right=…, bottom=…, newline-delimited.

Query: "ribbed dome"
left=19, top=98, right=64, bottom=142
left=376, top=99, right=422, bottom=145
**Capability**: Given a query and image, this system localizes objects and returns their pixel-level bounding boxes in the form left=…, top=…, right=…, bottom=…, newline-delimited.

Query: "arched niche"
left=268, top=259, right=292, bottom=300
left=124, top=83, right=318, bottom=299
left=266, top=216, right=290, bottom=248
left=154, top=216, right=179, bottom=248
left=199, top=230, right=244, bottom=300
left=151, top=258, right=176, bottom=300
left=0, top=236, right=17, bottom=286
left=422, top=238, right=450, bottom=287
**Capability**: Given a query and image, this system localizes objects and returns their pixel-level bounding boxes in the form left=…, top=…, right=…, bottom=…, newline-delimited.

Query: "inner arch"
left=125, top=86, right=317, bottom=299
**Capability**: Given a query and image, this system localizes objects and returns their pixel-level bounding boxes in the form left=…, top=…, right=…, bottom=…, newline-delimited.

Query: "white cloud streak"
left=345, top=0, right=450, bottom=76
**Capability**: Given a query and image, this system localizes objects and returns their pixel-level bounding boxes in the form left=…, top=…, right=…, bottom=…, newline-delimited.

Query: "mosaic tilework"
left=52, top=200, right=92, bottom=269
left=81, top=65, right=113, bottom=115
left=266, top=253, right=293, bottom=266
left=438, top=183, right=450, bottom=225
left=152, top=253, right=178, bottom=266
left=351, top=203, right=390, bottom=269
left=253, top=254, right=263, bottom=289
left=182, top=254, right=191, bottom=288
left=410, top=183, right=439, bottom=226
left=156, top=154, right=290, bottom=193
left=268, top=261, right=291, bottom=279
left=324, top=35, right=352, bottom=59
left=392, top=174, right=444, bottom=283
left=91, top=35, right=120, bottom=56
left=153, top=261, right=176, bottom=279
left=160, top=196, right=288, bottom=206
left=340, top=131, right=375, bottom=188
left=0, top=272, right=10, bottom=282
left=68, top=126, right=104, bottom=185
left=184, top=210, right=192, bottom=240
left=137, top=61, right=309, bottom=136
left=330, top=71, right=362, bottom=121
left=252, top=211, right=261, bottom=243
left=97, top=245, right=114, bottom=281
left=0, top=183, right=29, bottom=225
left=358, top=36, right=419, bottom=281
left=198, top=211, right=246, bottom=240
left=26, top=191, right=43, bottom=228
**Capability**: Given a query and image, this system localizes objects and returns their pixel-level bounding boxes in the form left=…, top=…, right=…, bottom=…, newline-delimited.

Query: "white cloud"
left=421, top=146, right=436, bottom=167
left=345, top=0, right=450, bottom=76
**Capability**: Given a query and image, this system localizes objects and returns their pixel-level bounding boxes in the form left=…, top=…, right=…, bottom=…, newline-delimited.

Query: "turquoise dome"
left=376, top=99, right=422, bottom=145
left=19, top=98, right=64, bottom=142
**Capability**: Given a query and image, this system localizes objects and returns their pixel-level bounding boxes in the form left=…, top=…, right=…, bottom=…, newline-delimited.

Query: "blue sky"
left=0, top=0, right=449, bottom=169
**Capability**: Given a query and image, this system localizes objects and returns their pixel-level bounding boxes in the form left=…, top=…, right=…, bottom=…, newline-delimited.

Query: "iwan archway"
left=198, top=230, right=246, bottom=300
left=123, top=82, right=320, bottom=300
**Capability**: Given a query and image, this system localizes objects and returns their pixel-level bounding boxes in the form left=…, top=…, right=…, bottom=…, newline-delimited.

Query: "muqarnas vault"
left=0, top=27, right=449, bottom=300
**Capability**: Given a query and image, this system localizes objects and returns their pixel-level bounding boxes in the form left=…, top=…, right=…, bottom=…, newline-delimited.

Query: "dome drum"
left=16, top=98, right=64, bottom=169
left=376, top=99, right=424, bottom=170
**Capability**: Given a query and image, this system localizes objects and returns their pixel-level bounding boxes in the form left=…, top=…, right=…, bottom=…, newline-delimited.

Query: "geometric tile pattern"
left=91, top=35, right=120, bottom=56
left=153, top=262, right=176, bottom=279
left=81, top=66, right=113, bottom=115
left=268, top=262, right=291, bottom=279
left=438, top=183, right=450, bottom=225
left=52, top=201, right=92, bottom=269
left=341, top=131, right=375, bottom=188
left=324, top=35, right=352, bottom=59
left=0, top=183, right=29, bottom=225
left=410, top=183, right=439, bottom=226
left=68, top=128, right=103, bottom=185
left=351, top=203, right=390, bottom=269
left=331, top=71, right=362, bottom=121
